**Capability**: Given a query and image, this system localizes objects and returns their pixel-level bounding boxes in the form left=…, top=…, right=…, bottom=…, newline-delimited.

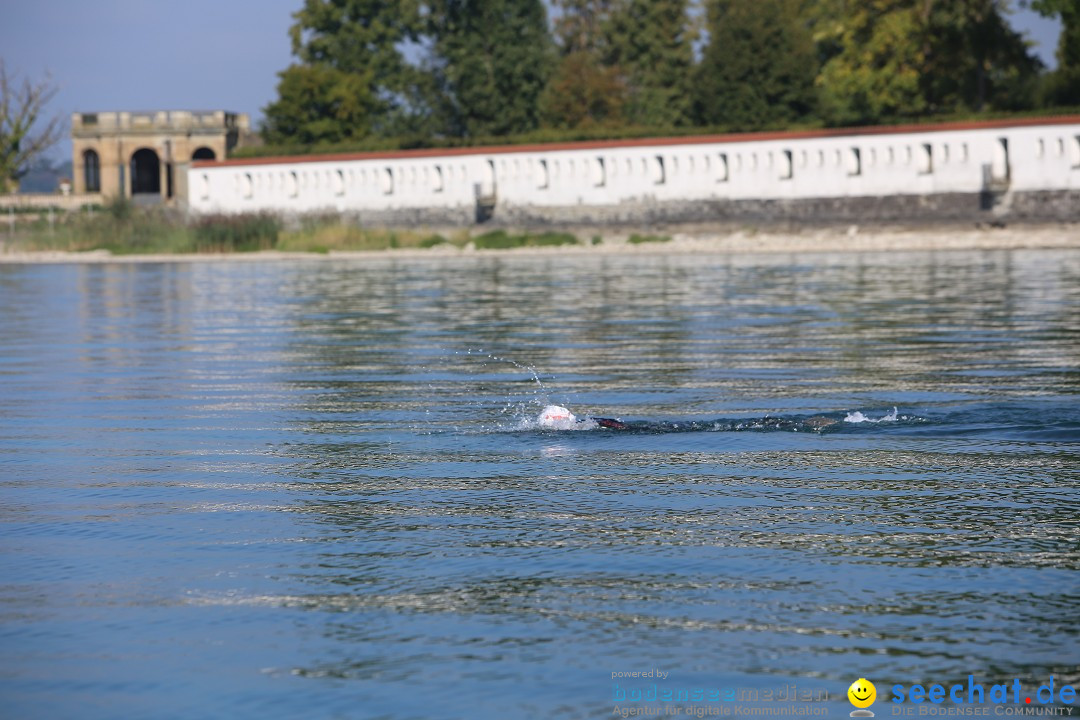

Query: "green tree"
left=817, top=0, right=1039, bottom=125
left=262, top=63, right=375, bottom=146
left=1027, top=0, right=1080, bottom=105
left=922, top=0, right=1041, bottom=113
left=694, top=0, right=819, bottom=130
left=802, top=0, right=849, bottom=67
left=607, top=0, right=696, bottom=128
left=262, top=0, right=427, bottom=143
left=816, top=0, right=929, bottom=125
left=427, top=0, right=554, bottom=138
left=540, top=50, right=626, bottom=129
left=0, top=61, right=64, bottom=193
left=551, top=0, right=618, bottom=53
left=540, top=0, right=626, bottom=129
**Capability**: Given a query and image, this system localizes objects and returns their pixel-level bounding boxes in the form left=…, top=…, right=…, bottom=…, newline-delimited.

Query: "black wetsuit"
left=587, top=415, right=840, bottom=433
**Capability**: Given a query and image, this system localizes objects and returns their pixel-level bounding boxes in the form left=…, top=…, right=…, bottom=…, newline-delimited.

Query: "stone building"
left=71, top=111, right=250, bottom=204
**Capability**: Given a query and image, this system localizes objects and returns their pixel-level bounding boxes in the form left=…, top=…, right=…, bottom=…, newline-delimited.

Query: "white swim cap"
left=538, top=405, right=576, bottom=427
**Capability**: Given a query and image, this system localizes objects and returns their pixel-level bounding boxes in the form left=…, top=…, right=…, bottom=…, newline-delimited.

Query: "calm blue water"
left=1, top=249, right=1078, bottom=719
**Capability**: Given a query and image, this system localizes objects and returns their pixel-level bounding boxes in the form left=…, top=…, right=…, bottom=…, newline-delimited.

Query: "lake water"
left=1, top=249, right=1078, bottom=719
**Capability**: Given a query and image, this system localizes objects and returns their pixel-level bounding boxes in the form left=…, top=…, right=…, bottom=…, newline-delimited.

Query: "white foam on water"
left=844, top=406, right=900, bottom=423
left=530, top=417, right=599, bottom=431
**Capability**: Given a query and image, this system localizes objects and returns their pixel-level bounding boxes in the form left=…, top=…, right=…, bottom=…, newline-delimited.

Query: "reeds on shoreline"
left=3, top=199, right=653, bottom=255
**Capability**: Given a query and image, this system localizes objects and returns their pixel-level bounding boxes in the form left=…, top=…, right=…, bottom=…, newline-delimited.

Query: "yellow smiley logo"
left=848, top=678, right=877, bottom=709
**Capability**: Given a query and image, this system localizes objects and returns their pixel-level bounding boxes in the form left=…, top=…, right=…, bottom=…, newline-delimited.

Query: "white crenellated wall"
left=187, top=119, right=1080, bottom=219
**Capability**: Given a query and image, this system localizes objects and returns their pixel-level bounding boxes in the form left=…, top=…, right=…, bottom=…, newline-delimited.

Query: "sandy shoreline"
left=1, top=223, right=1077, bottom=264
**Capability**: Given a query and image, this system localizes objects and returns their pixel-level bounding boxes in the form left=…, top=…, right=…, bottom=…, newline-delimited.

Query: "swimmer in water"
left=538, top=405, right=629, bottom=430
left=536, top=404, right=839, bottom=432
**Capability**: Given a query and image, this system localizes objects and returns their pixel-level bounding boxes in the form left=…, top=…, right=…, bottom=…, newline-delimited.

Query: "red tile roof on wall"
left=195, top=115, right=1080, bottom=169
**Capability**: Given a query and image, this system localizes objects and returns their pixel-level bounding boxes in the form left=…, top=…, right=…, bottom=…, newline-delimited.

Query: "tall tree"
left=1027, top=0, right=1080, bottom=105
left=607, top=0, right=696, bottom=128
left=262, top=0, right=427, bottom=144
left=428, top=0, right=553, bottom=138
left=540, top=50, right=626, bottom=129
left=817, top=0, right=1041, bottom=126
left=694, top=0, right=819, bottom=130
left=262, top=63, right=376, bottom=146
left=816, top=0, right=929, bottom=125
left=540, top=0, right=626, bottom=129
left=922, top=0, right=1041, bottom=113
left=0, top=61, right=64, bottom=193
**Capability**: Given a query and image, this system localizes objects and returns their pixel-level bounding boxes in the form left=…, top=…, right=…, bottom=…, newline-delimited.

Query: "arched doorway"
left=192, top=147, right=216, bottom=161
left=83, top=149, right=100, bottom=192
left=131, top=148, right=160, bottom=195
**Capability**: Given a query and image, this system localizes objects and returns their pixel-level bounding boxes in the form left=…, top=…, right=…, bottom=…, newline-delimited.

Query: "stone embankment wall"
left=188, top=118, right=1080, bottom=227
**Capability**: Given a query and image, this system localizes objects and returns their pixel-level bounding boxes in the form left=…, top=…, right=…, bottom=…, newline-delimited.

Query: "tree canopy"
left=263, top=63, right=376, bottom=146
left=260, top=0, right=1078, bottom=150
left=540, top=0, right=626, bottom=129
left=606, top=0, right=696, bottom=128
left=428, top=0, right=553, bottom=137
left=1026, top=0, right=1080, bottom=105
left=695, top=0, right=819, bottom=130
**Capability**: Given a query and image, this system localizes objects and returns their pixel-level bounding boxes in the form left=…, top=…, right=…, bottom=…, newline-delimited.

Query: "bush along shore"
left=1, top=200, right=669, bottom=255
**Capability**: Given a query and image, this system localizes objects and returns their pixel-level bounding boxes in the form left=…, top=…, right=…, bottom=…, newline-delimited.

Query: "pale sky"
left=0, top=0, right=1063, bottom=164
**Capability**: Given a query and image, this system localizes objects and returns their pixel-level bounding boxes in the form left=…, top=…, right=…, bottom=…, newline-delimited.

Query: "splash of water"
left=456, top=348, right=553, bottom=416
left=516, top=416, right=600, bottom=431
left=844, top=407, right=899, bottom=424
left=459, top=348, right=544, bottom=388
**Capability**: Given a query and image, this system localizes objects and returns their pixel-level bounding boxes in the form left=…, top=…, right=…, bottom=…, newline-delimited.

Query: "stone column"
left=121, top=141, right=131, bottom=199
left=72, top=146, right=85, bottom=195
left=160, top=140, right=171, bottom=201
